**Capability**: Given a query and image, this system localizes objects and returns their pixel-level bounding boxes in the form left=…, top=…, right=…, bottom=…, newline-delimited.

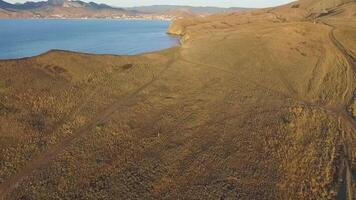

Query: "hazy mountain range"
left=0, top=0, right=117, bottom=10
left=126, top=5, right=252, bottom=15
left=0, top=0, right=251, bottom=19
left=0, top=0, right=134, bottom=18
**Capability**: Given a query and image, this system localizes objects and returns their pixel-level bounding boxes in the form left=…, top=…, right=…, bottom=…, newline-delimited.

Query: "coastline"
left=0, top=19, right=180, bottom=60
left=0, top=17, right=173, bottom=21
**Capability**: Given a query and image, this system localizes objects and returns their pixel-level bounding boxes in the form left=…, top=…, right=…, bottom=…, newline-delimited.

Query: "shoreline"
left=0, top=19, right=180, bottom=61
left=0, top=17, right=173, bottom=21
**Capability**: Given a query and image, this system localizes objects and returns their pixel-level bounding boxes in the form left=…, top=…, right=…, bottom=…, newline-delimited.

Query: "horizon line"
left=5, top=0, right=293, bottom=9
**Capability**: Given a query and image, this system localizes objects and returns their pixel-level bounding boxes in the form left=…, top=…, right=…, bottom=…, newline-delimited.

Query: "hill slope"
left=0, top=0, right=355, bottom=199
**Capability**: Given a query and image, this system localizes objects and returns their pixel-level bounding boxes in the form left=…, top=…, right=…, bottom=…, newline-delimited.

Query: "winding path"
left=320, top=20, right=355, bottom=200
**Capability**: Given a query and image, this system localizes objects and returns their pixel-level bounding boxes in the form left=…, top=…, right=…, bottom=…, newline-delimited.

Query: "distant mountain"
left=0, top=1, right=252, bottom=19
left=0, top=0, right=19, bottom=9
left=127, top=5, right=253, bottom=15
left=0, top=0, right=123, bottom=11
left=0, top=0, right=137, bottom=18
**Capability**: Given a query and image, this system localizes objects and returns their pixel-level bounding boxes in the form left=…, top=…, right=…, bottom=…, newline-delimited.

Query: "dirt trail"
left=325, top=24, right=356, bottom=129
left=180, top=55, right=353, bottom=121
left=319, top=20, right=355, bottom=200
left=182, top=29, right=355, bottom=198
left=324, top=23, right=356, bottom=71
left=0, top=52, right=178, bottom=200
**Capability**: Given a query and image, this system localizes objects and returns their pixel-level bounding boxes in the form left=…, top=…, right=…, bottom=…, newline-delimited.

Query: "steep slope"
left=0, top=0, right=355, bottom=199
left=0, top=7, right=37, bottom=18
left=0, top=0, right=17, bottom=9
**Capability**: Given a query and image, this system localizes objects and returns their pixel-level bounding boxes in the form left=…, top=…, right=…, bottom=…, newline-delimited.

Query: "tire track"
left=307, top=48, right=325, bottom=93
left=319, top=21, right=355, bottom=200
left=321, top=21, right=356, bottom=124
left=179, top=51, right=356, bottom=129
left=181, top=47, right=355, bottom=199
left=0, top=52, right=178, bottom=200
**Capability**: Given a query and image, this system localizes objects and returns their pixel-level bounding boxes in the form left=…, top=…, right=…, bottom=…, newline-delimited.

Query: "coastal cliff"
left=167, top=18, right=200, bottom=44
left=167, top=18, right=190, bottom=36
left=0, top=0, right=355, bottom=199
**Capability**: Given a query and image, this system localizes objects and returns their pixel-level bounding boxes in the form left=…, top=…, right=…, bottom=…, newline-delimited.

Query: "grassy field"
left=0, top=0, right=355, bottom=199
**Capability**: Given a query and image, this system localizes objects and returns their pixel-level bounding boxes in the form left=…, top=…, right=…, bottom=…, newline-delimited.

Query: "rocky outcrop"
left=167, top=18, right=188, bottom=36
left=167, top=18, right=203, bottom=44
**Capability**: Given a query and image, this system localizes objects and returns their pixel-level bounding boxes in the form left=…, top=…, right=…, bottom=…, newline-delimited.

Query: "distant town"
left=30, top=14, right=177, bottom=20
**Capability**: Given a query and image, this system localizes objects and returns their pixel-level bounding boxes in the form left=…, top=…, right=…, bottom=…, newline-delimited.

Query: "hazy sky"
left=6, top=0, right=295, bottom=8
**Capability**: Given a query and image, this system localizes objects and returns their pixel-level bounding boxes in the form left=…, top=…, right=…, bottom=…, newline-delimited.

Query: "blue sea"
left=0, top=19, right=179, bottom=59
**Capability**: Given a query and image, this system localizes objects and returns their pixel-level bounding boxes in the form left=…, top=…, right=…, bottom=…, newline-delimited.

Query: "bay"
left=0, top=19, right=178, bottom=59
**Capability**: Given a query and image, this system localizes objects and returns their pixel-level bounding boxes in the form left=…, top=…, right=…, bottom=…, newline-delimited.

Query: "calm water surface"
left=0, top=19, right=178, bottom=59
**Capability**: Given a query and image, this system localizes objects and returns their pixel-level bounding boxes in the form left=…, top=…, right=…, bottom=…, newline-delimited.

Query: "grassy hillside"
left=0, top=0, right=355, bottom=199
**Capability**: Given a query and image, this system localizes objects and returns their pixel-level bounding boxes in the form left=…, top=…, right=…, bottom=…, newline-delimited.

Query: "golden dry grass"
left=0, top=0, right=355, bottom=199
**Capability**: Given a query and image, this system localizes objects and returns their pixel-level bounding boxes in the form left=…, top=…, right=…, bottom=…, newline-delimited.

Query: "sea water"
left=0, top=19, right=178, bottom=59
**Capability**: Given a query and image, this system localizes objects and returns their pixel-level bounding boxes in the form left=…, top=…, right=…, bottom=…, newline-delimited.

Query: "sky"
left=6, top=0, right=295, bottom=8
